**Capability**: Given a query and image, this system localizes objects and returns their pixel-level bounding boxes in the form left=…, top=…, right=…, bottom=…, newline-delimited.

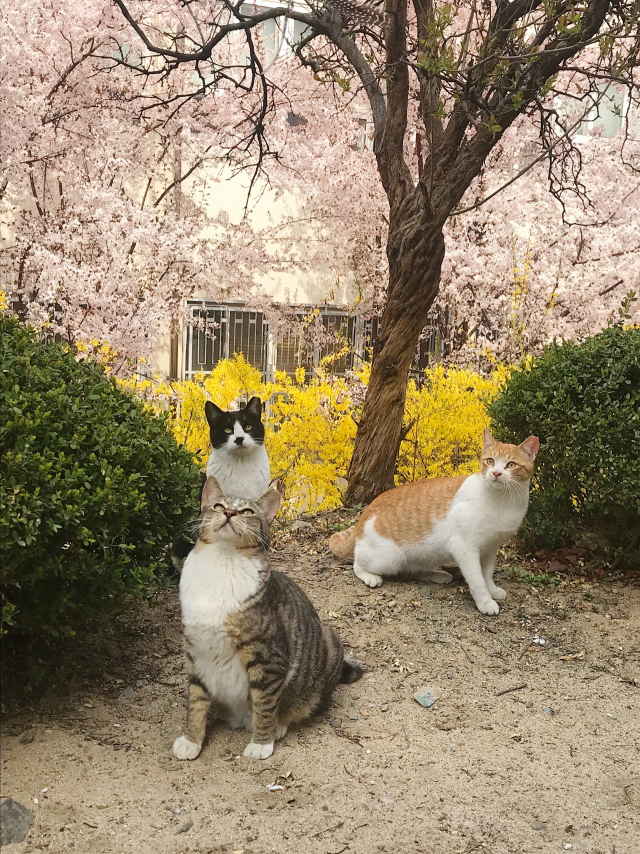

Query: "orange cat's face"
left=481, top=429, right=539, bottom=488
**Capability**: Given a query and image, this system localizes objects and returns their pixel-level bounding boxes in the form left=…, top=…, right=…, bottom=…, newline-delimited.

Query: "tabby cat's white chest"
left=206, top=444, right=270, bottom=500
left=180, top=545, right=259, bottom=709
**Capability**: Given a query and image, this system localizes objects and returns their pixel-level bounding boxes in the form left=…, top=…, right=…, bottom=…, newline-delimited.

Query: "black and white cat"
left=171, top=397, right=271, bottom=569
left=204, top=396, right=270, bottom=500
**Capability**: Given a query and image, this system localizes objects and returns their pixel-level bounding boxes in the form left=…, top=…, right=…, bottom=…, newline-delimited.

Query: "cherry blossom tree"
left=0, top=0, right=384, bottom=365
left=110, top=0, right=640, bottom=502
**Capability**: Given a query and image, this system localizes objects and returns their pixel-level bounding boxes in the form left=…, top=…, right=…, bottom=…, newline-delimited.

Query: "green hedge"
left=489, top=324, right=640, bottom=560
left=0, top=315, right=200, bottom=696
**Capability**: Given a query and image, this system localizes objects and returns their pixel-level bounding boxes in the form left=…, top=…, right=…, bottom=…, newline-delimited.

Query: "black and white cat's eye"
left=224, top=427, right=233, bottom=434
left=245, top=425, right=253, bottom=431
left=241, top=508, right=255, bottom=516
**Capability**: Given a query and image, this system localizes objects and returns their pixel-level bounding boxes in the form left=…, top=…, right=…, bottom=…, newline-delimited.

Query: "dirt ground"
left=2, top=518, right=639, bottom=854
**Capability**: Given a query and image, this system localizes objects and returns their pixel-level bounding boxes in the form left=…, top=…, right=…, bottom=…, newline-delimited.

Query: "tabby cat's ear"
left=483, top=427, right=496, bottom=449
left=244, top=396, right=262, bottom=419
left=257, top=488, right=281, bottom=524
left=519, top=436, right=540, bottom=460
left=202, top=476, right=225, bottom=508
left=205, top=400, right=226, bottom=427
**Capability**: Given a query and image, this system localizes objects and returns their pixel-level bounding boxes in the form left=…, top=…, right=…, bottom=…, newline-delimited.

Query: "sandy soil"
left=2, top=518, right=639, bottom=854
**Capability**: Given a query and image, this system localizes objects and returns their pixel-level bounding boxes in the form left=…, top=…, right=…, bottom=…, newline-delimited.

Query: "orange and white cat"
left=330, top=429, right=539, bottom=615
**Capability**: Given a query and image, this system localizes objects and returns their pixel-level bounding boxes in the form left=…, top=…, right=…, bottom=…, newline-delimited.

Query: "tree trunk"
left=345, top=194, right=446, bottom=505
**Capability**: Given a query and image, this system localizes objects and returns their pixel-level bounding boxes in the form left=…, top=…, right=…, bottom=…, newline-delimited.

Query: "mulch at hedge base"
left=528, top=545, right=640, bottom=582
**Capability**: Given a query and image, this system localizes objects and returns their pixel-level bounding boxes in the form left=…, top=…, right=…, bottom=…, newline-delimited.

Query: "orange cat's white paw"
left=275, top=724, right=288, bottom=740
left=172, top=736, right=202, bottom=760
left=477, top=599, right=500, bottom=616
left=244, top=740, right=274, bottom=760
left=489, top=586, right=507, bottom=601
left=354, top=566, right=384, bottom=588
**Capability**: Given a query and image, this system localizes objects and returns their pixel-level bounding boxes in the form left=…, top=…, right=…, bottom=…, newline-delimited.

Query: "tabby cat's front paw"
left=243, top=740, right=274, bottom=760
left=172, top=735, right=202, bottom=760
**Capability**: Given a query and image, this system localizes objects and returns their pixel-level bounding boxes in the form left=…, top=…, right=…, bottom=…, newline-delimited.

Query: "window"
left=183, top=302, right=453, bottom=382
left=184, top=303, right=268, bottom=380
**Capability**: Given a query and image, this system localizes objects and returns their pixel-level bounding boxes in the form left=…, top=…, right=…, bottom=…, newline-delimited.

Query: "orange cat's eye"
left=506, top=461, right=517, bottom=469
left=241, top=508, right=254, bottom=516
left=486, top=457, right=495, bottom=466
left=213, top=503, right=225, bottom=512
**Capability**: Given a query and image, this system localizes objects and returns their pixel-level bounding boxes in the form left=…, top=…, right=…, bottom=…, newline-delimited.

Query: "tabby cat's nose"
left=223, top=508, right=238, bottom=518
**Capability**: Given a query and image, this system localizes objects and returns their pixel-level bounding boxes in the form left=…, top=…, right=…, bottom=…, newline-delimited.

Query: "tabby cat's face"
left=199, top=477, right=281, bottom=550
left=205, top=397, right=265, bottom=454
left=481, top=429, right=539, bottom=489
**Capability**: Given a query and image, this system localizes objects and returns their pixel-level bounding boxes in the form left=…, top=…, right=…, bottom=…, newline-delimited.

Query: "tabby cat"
left=173, top=476, right=362, bottom=762
left=329, top=429, right=539, bottom=615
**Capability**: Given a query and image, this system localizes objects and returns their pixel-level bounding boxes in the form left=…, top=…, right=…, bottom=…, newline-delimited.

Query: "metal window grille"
left=183, top=303, right=268, bottom=380
left=183, top=302, right=457, bottom=383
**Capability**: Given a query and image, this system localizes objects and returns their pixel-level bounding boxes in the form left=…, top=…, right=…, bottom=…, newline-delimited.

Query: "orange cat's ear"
left=202, top=476, right=225, bottom=508
left=483, top=427, right=496, bottom=450
left=519, top=436, right=540, bottom=460
left=257, top=488, right=281, bottom=524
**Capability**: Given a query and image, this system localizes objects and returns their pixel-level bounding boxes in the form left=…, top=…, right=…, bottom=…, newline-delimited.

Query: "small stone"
left=348, top=710, right=359, bottom=721
left=379, top=797, right=394, bottom=806
left=532, top=821, right=547, bottom=830
left=414, top=688, right=440, bottom=708
left=291, top=520, right=312, bottom=532
left=330, top=719, right=340, bottom=728
left=525, top=701, right=533, bottom=709
left=176, top=820, right=193, bottom=834
left=19, top=730, right=35, bottom=745
left=121, top=686, right=135, bottom=699
left=449, top=744, right=457, bottom=752
left=0, top=798, right=35, bottom=845
left=380, top=704, right=389, bottom=712
left=420, top=585, right=431, bottom=598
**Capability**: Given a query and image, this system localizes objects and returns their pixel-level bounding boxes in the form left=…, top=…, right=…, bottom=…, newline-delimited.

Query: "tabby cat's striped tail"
left=329, top=525, right=357, bottom=560
left=341, top=656, right=364, bottom=684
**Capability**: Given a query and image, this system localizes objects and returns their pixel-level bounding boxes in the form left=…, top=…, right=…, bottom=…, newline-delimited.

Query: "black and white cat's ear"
left=205, top=400, right=226, bottom=427
left=519, top=436, right=540, bottom=460
left=257, top=488, right=281, bottom=524
left=202, top=476, right=225, bottom=508
left=483, top=427, right=496, bottom=449
left=244, top=396, right=262, bottom=420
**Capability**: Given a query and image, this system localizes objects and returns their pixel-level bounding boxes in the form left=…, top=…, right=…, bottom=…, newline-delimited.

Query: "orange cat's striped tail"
left=329, top=525, right=357, bottom=561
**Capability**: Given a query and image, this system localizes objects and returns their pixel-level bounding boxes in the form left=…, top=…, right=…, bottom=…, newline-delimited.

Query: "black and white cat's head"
left=205, top=396, right=265, bottom=454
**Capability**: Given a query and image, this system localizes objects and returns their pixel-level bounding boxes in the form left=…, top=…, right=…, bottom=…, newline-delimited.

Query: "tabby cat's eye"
left=213, top=503, right=225, bottom=512
left=241, top=508, right=255, bottom=516
left=506, top=461, right=517, bottom=469
left=486, top=458, right=495, bottom=466
left=224, top=427, right=232, bottom=434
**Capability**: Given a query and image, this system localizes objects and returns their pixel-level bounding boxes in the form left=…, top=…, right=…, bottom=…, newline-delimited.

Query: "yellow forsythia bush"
left=127, top=354, right=509, bottom=519
left=398, top=364, right=510, bottom=483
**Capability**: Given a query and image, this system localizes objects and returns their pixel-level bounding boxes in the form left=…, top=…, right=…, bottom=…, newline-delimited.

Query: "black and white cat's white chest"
left=206, top=445, right=270, bottom=500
